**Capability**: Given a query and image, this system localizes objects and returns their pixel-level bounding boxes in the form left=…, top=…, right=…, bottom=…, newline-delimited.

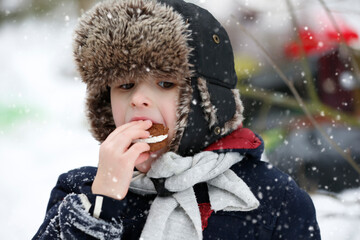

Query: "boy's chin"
left=135, top=149, right=164, bottom=173
left=135, top=159, right=153, bottom=173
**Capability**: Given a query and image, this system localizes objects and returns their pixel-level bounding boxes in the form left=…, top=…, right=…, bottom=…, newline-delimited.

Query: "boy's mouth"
left=130, top=117, right=160, bottom=124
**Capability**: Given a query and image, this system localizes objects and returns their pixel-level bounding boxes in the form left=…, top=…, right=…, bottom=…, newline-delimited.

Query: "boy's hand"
left=92, top=120, right=152, bottom=200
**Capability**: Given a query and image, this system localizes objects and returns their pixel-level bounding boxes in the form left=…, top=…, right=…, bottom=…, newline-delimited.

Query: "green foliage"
left=0, top=103, right=43, bottom=129
left=261, top=127, right=287, bottom=153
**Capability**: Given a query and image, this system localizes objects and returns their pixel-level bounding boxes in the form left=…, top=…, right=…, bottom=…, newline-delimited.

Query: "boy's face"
left=110, top=75, right=179, bottom=173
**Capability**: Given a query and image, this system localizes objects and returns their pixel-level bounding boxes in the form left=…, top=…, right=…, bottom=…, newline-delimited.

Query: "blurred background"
left=0, top=0, right=359, bottom=239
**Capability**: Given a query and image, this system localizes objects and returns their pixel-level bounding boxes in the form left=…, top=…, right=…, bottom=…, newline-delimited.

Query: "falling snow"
left=1, top=1, right=360, bottom=239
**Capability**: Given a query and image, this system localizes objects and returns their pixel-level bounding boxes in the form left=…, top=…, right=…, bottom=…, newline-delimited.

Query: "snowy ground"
left=0, top=12, right=359, bottom=240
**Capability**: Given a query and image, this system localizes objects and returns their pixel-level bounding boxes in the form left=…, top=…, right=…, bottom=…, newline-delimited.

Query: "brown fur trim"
left=74, top=0, right=193, bottom=143
left=168, top=79, right=192, bottom=152
left=222, top=89, right=244, bottom=135
left=197, top=77, right=218, bottom=128
left=85, top=85, right=115, bottom=142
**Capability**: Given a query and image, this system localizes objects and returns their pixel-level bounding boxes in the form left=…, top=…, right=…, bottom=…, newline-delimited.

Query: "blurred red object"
left=326, top=27, right=359, bottom=43
left=285, top=26, right=358, bottom=58
left=285, top=29, right=327, bottom=57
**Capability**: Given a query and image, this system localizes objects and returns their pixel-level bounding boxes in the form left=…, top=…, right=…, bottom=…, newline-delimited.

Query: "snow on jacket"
left=33, top=128, right=321, bottom=239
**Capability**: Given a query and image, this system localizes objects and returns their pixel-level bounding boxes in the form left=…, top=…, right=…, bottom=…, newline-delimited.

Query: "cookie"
left=133, top=123, right=169, bottom=152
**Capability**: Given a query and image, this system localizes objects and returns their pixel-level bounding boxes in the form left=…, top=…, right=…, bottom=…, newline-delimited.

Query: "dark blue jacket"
left=33, top=128, right=321, bottom=239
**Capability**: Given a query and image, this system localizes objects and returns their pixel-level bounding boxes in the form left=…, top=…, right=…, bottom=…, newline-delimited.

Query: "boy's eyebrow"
left=153, top=76, right=180, bottom=83
left=110, top=77, right=135, bottom=86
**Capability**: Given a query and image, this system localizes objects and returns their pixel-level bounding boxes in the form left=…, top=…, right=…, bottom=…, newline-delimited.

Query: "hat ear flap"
left=197, top=77, right=218, bottom=129
left=86, top=85, right=115, bottom=142
left=175, top=77, right=244, bottom=156
left=222, top=89, right=244, bottom=135
left=197, top=77, right=243, bottom=136
left=197, top=78, right=244, bottom=136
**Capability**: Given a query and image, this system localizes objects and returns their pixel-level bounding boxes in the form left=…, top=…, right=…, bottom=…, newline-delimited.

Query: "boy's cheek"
left=111, top=111, right=124, bottom=127
left=110, top=100, right=128, bottom=127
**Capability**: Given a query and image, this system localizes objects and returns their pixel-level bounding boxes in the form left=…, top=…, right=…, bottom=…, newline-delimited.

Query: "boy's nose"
left=130, top=91, right=152, bottom=108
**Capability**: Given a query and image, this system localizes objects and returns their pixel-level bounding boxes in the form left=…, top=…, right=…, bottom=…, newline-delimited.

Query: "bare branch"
left=238, top=84, right=360, bottom=127
left=285, top=0, right=320, bottom=104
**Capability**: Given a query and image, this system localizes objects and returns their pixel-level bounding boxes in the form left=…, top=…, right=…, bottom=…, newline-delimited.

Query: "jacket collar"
left=204, top=127, right=264, bottom=161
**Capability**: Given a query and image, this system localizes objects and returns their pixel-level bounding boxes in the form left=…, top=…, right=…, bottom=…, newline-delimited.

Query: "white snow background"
left=0, top=1, right=360, bottom=239
left=0, top=14, right=99, bottom=239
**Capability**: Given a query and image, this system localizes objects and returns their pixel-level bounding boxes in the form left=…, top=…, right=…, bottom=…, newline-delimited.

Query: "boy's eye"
left=158, top=81, right=175, bottom=89
left=119, top=83, right=135, bottom=90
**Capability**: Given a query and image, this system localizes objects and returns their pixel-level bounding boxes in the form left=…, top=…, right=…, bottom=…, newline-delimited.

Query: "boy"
left=33, top=0, right=321, bottom=239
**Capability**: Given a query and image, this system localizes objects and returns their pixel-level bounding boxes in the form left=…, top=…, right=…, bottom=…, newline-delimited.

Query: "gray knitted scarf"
left=129, top=151, right=260, bottom=240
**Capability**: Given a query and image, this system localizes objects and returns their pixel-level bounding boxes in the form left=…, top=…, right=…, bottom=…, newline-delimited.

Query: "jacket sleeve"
left=272, top=179, right=321, bottom=240
left=32, top=169, right=126, bottom=239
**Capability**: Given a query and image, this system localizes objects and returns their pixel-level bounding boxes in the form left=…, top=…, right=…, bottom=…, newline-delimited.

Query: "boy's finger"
left=123, top=142, right=150, bottom=162
left=112, top=128, right=151, bottom=152
left=105, top=121, right=139, bottom=142
left=107, top=120, right=152, bottom=142
left=123, top=120, right=153, bottom=133
left=120, top=120, right=152, bottom=132
left=115, top=120, right=152, bottom=137
left=112, top=121, right=152, bottom=145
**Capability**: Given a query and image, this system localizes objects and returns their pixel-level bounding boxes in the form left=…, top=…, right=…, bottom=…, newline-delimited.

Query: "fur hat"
left=73, top=0, right=243, bottom=156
